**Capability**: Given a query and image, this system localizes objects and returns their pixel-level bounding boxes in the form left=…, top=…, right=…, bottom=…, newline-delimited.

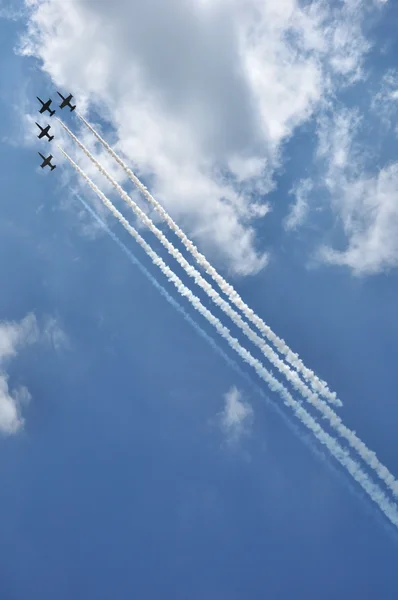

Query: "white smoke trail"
left=58, top=121, right=327, bottom=405
left=69, top=204, right=398, bottom=543
left=76, top=194, right=330, bottom=462
left=75, top=193, right=247, bottom=380
left=57, top=119, right=398, bottom=500
left=75, top=195, right=350, bottom=494
left=58, top=143, right=398, bottom=528
left=76, top=204, right=398, bottom=544
left=76, top=111, right=339, bottom=408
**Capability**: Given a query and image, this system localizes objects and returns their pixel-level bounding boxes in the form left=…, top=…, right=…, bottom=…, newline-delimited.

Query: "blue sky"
left=1, top=0, right=398, bottom=598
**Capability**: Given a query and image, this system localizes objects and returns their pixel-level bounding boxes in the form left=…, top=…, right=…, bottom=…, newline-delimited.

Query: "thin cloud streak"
left=59, top=144, right=398, bottom=529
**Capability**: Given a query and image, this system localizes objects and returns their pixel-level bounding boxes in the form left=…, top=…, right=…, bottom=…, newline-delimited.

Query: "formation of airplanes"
left=36, top=91, right=76, bottom=171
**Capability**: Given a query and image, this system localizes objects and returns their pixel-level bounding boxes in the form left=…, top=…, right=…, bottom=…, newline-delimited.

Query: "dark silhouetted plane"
left=38, top=152, right=56, bottom=171
left=36, top=123, right=54, bottom=142
left=57, top=91, right=76, bottom=112
left=37, top=97, right=55, bottom=116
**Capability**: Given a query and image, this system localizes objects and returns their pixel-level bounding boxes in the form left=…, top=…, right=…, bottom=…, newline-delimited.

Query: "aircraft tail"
left=51, top=165, right=56, bottom=171
left=71, top=105, right=76, bottom=112
left=50, top=109, right=55, bottom=116
left=49, top=135, right=54, bottom=142
left=36, top=123, right=43, bottom=139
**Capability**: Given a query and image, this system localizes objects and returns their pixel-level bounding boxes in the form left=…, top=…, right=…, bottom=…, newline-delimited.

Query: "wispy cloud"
left=0, top=313, right=38, bottom=363
left=371, top=69, right=398, bottom=134
left=0, top=314, right=68, bottom=434
left=43, top=316, right=69, bottom=352
left=284, top=179, right=313, bottom=231
left=0, top=314, right=38, bottom=434
left=320, top=162, right=398, bottom=274
left=217, top=386, right=253, bottom=443
left=0, top=5, right=25, bottom=21
left=313, top=105, right=398, bottom=275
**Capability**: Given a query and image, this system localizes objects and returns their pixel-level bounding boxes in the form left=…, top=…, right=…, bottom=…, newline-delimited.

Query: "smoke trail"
left=76, top=112, right=339, bottom=408
left=59, top=120, right=328, bottom=405
left=59, top=144, right=398, bottom=528
left=58, top=120, right=398, bottom=500
left=75, top=193, right=326, bottom=453
left=75, top=194, right=342, bottom=482
left=75, top=193, right=246, bottom=380
left=75, top=204, right=398, bottom=544
left=75, top=205, right=398, bottom=545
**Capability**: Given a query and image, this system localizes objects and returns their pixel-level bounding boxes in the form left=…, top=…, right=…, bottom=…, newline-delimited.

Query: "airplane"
left=57, top=91, right=76, bottom=112
left=37, top=96, right=55, bottom=116
left=38, top=152, right=56, bottom=171
left=36, top=123, right=54, bottom=142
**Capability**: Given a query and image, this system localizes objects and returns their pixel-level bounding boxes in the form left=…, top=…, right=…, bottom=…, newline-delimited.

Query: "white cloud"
left=323, top=0, right=371, bottom=83
left=0, top=313, right=38, bottom=362
left=0, top=314, right=67, bottom=434
left=321, top=163, right=398, bottom=274
left=0, top=314, right=38, bottom=435
left=217, top=386, right=253, bottom=443
left=316, top=108, right=363, bottom=176
left=310, top=100, right=398, bottom=275
left=43, top=316, right=69, bottom=352
left=19, top=0, right=378, bottom=275
left=371, top=69, right=398, bottom=134
left=0, top=5, right=24, bottom=21
left=284, top=178, right=313, bottom=231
